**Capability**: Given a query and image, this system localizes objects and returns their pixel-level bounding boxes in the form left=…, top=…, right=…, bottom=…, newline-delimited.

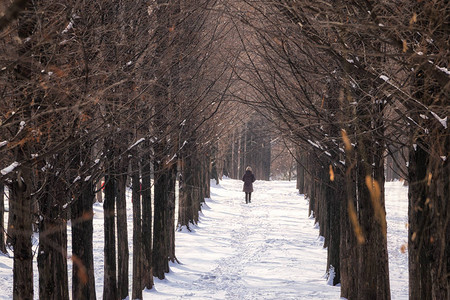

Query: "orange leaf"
left=400, top=244, right=407, bottom=253
left=329, top=165, right=335, bottom=181
left=341, top=129, right=352, bottom=152
left=71, top=255, right=88, bottom=285
left=348, top=200, right=365, bottom=244
left=81, top=211, right=94, bottom=221
left=365, top=176, right=387, bottom=236
left=409, top=13, right=417, bottom=25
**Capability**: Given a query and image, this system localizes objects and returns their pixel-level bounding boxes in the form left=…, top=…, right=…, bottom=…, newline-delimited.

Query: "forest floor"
left=0, top=178, right=408, bottom=299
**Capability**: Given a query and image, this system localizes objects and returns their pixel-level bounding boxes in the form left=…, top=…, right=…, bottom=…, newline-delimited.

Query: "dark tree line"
left=0, top=0, right=238, bottom=299
left=217, top=0, right=448, bottom=299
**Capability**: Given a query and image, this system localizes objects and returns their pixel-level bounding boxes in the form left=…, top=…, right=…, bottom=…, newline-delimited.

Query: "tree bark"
left=373, top=102, right=391, bottom=299
left=131, top=158, right=143, bottom=300
left=6, top=186, right=15, bottom=247
left=11, top=176, right=33, bottom=300
left=408, top=137, right=449, bottom=300
left=72, top=181, right=96, bottom=300
left=12, top=3, right=35, bottom=298
left=296, top=151, right=305, bottom=194
left=340, top=142, right=358, bottom=299
left=38, top=177, right=69, bottom=300
left=326, top=170, right=342, bottom=285
left=167, top=161, right=177, bottom=263
left=151, top=0, right=171, bottom=280
left=103, top=170, right=117, bottom=300
left=116, top=167, right=129, bottom=300
left=178, top=144, right=194, bottom=230
left=0, top=183, right=6, bottom=253
left=141, top=150, right=153, bottom=289
left=355, top=99, right=390, bottom=300
left=152, top=152, right=170, bottom=279
left=408, top=52, right=449, bottom=299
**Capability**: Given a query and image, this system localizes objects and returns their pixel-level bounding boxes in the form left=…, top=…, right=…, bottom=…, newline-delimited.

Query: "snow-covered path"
left=0, top=178, right=409, bottom=299
left=147, top=179, right=341, bottom=299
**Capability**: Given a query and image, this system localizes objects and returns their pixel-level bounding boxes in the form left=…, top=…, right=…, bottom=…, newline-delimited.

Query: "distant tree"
left=0, top=183, right=5, bottom=254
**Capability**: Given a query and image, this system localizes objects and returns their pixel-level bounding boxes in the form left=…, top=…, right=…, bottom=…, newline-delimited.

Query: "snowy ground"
left=0, top=179, right=408, bottom=299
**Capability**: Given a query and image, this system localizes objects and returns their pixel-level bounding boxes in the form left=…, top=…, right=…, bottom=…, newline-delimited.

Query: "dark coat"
left=242, top=170, right=256, bottom=193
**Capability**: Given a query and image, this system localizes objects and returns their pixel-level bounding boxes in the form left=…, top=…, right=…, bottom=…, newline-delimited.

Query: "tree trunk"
left=6, top=186, right=15, bottom=247
left=116, top=168, right=129, bottom=300
left=408, top=61, right=449, bottom=299
left=408, top=138, right=449, bottom=300
left=373, top=103, right=391, bottom=299
left=131, top=158, right=143, bottom=300
left=11, top=5, right=35, bottom=299
left=192, top=154, right=202, bottom=223
left=11, top=176, right=34, bottom=300
left=96, top=180, right=103, bottom=203
left=296, top=152, right=305, bottom=193
left=0, top=183, right=6, bottom=253
left=152, top=0, right=171, bottom=280
left=307, top=156, right=314, bottom=218
left=262, top=135, right=271, bottom=180
left=72, top=181, right=96, bottom=300
left=205, top=155, right=211, bottom=199
left=326, top=170, right=342, bottom=285
left=340, top=144, right=358, bottom=299
left=167, top=160, right=177, bottom=264
left=178, top=147, right=194, bottom=230
left=318, top=171, right=327, bottom=246
left=356, top=108, right=390, bottom=300
left=152, top=153, right=170, bottom=279
left=38, top=177, right=69, bottom=300
left=231, top=130, right=237, bottom=179
left=103, top=171, right=117, bottom=300
left=141, top=150, right=153, bottom=289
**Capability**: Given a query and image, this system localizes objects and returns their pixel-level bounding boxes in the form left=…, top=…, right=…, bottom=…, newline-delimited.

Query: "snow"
left=436, top=65, right=450, bottom=75
left=61, top=16, right=79, bottom=34
left=380, top=75, right=389, bottom=82
left=385, top=181, right=409, bottom=298
left=430, top=111, right=447, bottom=129
left=307, top=139, right=323, bottom=150
left=0, top=141, right=7, bottom=148
left=327, top=265, right=336, bottom=286
left=128, top=138, right=145, bottom=150
left=0, top=179, right=409, bottom=299
left=1, top=162, right=19, bottom=175
left=15, top=121, right=26, bottom=135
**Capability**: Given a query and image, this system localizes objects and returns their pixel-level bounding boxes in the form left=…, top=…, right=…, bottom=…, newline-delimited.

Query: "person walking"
left=242, top=166, right=256, bottom=204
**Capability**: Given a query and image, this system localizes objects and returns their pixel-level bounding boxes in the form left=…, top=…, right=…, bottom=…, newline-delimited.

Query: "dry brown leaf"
left=329, top=165, right=335, bottom=181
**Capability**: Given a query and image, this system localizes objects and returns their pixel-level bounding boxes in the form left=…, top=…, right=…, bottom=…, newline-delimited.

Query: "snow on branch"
left=127, top=138, right=146, bottom=151
left=430, top=111, right=447, bottom=129
left=1, top=161, right=20, bottom=175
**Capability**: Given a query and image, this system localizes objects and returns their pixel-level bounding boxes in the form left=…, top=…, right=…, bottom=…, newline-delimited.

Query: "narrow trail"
left=0, top=178, right=408, bottom=299
left=148, top=179, right=341, bottom=299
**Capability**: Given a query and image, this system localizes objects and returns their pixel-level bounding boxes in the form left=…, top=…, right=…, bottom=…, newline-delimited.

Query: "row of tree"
left=224, top=1, right=448, bottom=299
left=0, top=1, right=249, bottom=299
